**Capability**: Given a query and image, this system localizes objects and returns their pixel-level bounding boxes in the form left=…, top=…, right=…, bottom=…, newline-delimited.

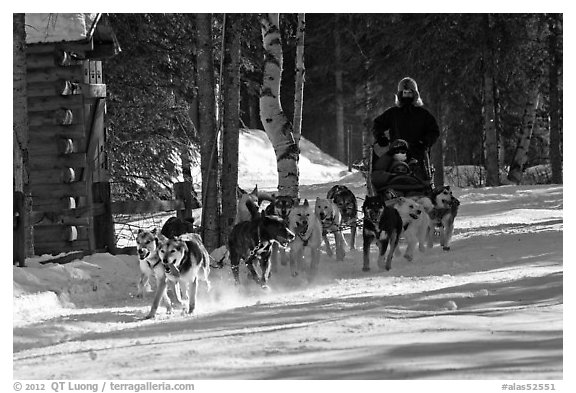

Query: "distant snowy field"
left=13, top=129, right=564, bottom=381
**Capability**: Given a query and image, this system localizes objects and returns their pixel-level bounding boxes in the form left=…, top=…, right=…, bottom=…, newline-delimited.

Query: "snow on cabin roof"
left=25, top=13, right=101, bottom=44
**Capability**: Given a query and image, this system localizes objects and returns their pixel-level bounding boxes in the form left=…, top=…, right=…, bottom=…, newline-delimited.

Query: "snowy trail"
left=13, top=183, right=563, bottom=379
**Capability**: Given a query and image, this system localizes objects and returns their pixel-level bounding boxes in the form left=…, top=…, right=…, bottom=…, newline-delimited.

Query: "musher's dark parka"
left=372, top=77, right=440, bottom=163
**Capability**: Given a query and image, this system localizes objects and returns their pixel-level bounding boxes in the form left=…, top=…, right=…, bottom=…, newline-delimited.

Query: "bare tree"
left=196, top=13, right=220, bottom=251
left=260, top=13, right=300, bottom=198
left=431, top=91, right=446, bottom=188
left=482, top=14, right=500, bottom=187
left=220, top=14, right=242, bottom=244
left=333, top=19, right=346, bottom=162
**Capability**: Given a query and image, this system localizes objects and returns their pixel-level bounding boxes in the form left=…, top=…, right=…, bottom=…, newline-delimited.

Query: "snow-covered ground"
left=12, top=130, right=564, bottom=383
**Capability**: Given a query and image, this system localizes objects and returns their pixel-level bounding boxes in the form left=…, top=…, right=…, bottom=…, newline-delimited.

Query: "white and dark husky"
left=145, top=234, right=211, bottom=319
left=135, top=229, right=180, bottom=307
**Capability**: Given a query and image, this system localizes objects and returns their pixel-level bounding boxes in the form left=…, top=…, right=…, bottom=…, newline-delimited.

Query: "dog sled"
left=355, top=142, right=433, bottom=200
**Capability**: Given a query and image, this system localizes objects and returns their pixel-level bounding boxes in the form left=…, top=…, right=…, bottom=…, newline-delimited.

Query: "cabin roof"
left=25, top=13, right=120, bottom=56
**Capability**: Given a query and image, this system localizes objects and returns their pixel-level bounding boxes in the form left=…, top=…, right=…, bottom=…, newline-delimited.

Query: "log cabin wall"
left=27, top=43, right=108, bottom=255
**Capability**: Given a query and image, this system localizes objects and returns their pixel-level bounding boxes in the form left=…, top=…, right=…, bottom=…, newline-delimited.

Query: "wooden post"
left=13, top=191, right=26, bottom=267
left=92, top=182, right=116, bottom=254
left=174, top=181, right=198, bottom=219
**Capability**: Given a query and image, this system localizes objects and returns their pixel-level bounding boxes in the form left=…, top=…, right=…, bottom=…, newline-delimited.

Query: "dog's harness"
left=147, top=258, right=161, bottom=270
left=140, top=249, right=161, bottom=270
left=244, top=225, right=272, bottom=265
left=364, top=207, right=385, bottom=237
left=429, top=207, right=450, bottom=223
left=320, top=213, right=337, bottom=235
left=296, top=223, right=313, bottom=246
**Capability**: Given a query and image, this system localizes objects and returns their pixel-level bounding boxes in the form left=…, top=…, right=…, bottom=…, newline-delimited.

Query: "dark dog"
left=327, top=185, right=358, bottom=250
left=265, top=195, right=298, bottom=270
left=146, top=234, right=211, bottom=319
left=427, top=185, right=460, bottom=251
left=228, top=211, right=295, bottom=288
left=264, top=195, right=297, bottom=222
left=362, top=194, right=403, bottom=272
left=161, top=216, right=196, bottom=239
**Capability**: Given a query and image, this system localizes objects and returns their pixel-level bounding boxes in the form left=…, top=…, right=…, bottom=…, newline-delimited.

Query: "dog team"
left=135, top=183, right=460, bottom=319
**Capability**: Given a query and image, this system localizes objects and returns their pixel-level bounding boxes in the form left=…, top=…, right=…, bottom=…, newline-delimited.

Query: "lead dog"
left=135, top=228, right=176, bottom=308
left=361, top=195, right=403, bottom=271
left=288, top=199, right=323, bottom=280
left=146, top=234, right=211, bottom=319
left=327, top=185, right=358, bottom=250
left=228, top=211, right=295, bottom=288
left=315, top=197, right=347, bottom=261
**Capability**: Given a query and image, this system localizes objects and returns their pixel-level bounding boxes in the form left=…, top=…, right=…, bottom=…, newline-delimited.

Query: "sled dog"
left=315, top=197, right=347, bottom=261
left=235, top=185, right=261, bottom=224
left=264, top=195, right=297, bottom=221
left=146, top=234, right=211, bottom=318
left=327, top=185, right=358, bottom=250
left=228, top=211, right=295, bottom=288
left=393, top=197, right=429, bottom=262
left=160, top=216, right=197, bottom=240
left=135, top=228, right=176, bottom=307
left=361, top=194, right=403, bottom=271
left=265, top=195, right=298, bottom=270
left=288, top=199, right=323, bottom=280
left=425, top=185, right=460, bottom=250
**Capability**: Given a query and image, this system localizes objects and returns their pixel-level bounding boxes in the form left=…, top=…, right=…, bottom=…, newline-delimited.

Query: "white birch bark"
left=507, top=90, right=540, bottom=184
left=260, top=13, right=300, bottom=198
left=293, top=13, right=305, bottom=146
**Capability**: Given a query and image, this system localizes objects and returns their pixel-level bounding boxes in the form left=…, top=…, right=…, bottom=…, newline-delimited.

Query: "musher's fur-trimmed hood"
left=395, top=77, right=424, bottom=107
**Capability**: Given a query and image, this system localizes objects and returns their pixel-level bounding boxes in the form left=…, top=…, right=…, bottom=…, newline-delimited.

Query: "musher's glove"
left=376, top=134, right=389, bottom=147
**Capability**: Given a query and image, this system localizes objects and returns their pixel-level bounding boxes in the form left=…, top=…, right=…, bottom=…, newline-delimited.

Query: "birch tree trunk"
left=482, top=14, right=500, bottom=187
left=196, top=13, right=220, bottom=251
left=507, top=89, right=540, bottom=184
left=548, top=14, right=562, bottom=184
left=293, top=13, right=305, bottom=146
left=334, top=24, right=346, bottom=162
left=220, top=14, right=241, bottom=244
left=260, top=13, right=300, bottom=198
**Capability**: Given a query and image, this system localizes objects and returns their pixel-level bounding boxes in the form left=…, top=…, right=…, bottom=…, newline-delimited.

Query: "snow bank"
left=13, top=254, right=138, bottom=326
left=238, top=129, right=350, bottom=190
